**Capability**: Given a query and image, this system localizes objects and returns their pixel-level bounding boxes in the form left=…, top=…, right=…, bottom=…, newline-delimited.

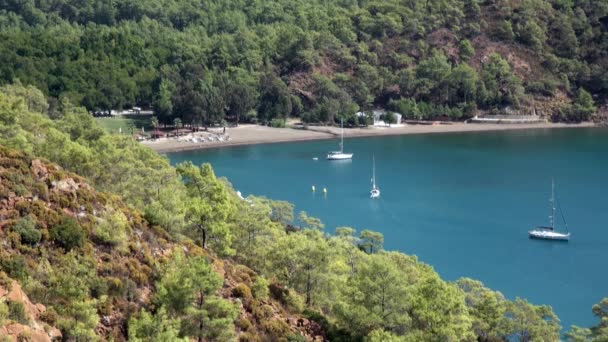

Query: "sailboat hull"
left=327, top=153, right=353, bottom=160
left=528, top=229, right=570, bottom=241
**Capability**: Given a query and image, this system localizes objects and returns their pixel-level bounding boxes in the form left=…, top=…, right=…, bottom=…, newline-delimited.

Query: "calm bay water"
left=169, top=127, right=608, bottom=331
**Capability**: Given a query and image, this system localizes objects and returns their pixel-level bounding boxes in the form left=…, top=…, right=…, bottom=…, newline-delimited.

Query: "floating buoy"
left=312, top=185, right=316, bottom=192
left=312, top=157, right=319, bottom=161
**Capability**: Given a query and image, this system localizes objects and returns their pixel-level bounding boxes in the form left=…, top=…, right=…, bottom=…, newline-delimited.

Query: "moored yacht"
left=327, top=118, right=353, bottom=160
left=370, top=154, right=380, bottom=198
left=528, top=229, right=570, bottom=241
left=528, top=179, right=570, bottom=241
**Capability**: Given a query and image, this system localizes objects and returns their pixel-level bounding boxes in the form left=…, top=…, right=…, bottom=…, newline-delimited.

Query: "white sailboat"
left=370, top=155, right=380, bottom=198
left=327, top=118, right=353, bottom=160
left=528, top=179, right=570, bottom=241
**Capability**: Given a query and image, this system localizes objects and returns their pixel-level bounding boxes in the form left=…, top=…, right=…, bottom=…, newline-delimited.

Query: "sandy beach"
left=142, top=122, right=598, bottom=153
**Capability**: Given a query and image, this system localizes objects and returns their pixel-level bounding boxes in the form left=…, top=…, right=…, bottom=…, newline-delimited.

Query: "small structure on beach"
left=151, top=130, right=166, bottom=139
left=171, top=128, right=192, bottom=136
left=356, top=110, right=403, bottom=127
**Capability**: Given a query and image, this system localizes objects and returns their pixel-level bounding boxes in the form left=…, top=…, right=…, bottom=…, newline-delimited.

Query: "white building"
left=355, top=110, right=403, bottom=127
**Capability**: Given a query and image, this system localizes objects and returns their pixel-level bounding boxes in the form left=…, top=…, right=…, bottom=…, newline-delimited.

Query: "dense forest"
left=0, top=83, right=607, bottom=340
left=0, top=0, right=606, bottom=125
left=1, top=0, right=608, bottom=340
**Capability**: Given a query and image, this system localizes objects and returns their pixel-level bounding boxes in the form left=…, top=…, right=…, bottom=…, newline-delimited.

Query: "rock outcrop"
left=0, top=279, right=62, bottom=342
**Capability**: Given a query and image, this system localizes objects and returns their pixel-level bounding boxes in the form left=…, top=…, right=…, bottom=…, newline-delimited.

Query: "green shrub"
left=232, top=283, right=253, bottom=299
left=238, top=332, right=261, bottom=342
left=126, top=258, right=151, bottom=285
left=235, top=316, right=253, bottom=331
left=14, top=201, right=30, bottom=216
left=32, top=183, right=48, bottom=201
left=6, top=231, right=22, bottom=248
left=0, top=255, right=29, bottom=282
left=106, top=277, right=124, bottom=296
left=262, top=319, right=291, bottom=338
left=233, top=265, right=254, bottom=284
left=270, top=118, right=286, bottom=128
left=11, top=216, right=41, bottom=246
left=7, top=300, right=28, bottom=324
left=22, top=279, right=46, bottom=304
left=493, top=20, right=514, bottom=41
left=93, top=209, right=128, bottom=247
left=12, top=184, right=28, bottom=197
left=268, top=283, right=304, bottom=312
left=459, top=39, right=475, bottom=61
left=526, top=79, right=557, bottom=96
left=253, top=304, right=274, bottom=321
left=124, top=278, right=139, bottom=302
left=0, top=186, right=9, bottom=200
left=555, top=89, right=597, bottom=123
left=252, top=277, right=269, bottom=301
left=284, top=290, right=305, bottom=313
left=50, top=218, right=85, bottom=250
left=98, top=296, right=113, bottom=316
left=0, top=302, right=8, bottom=325
left=39, top=307, right=57, bottom=325
left=90, top=279, right=109, bottom=298
left=287, top=334, right=307, bottom=342
left=17, top=331, right=33, bottom=342
left=0, top=271, right=12, bottom=290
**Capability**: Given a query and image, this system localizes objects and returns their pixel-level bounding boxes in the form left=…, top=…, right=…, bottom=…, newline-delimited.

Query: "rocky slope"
left=0, top=279, right=62, bottom=342
left=0, top=146, right=323, bottom=341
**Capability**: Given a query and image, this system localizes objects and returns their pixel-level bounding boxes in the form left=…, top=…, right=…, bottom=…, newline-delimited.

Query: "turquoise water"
left=169, top=127, right=608, bottom=331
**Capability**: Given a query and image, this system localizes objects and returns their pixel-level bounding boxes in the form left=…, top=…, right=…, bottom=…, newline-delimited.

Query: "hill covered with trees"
left=0, top=0, right=606, bottom=125
left=1, top=82, right=608, bottom=340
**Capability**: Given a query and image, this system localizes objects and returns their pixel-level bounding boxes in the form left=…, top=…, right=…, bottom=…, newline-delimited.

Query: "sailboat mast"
left=340, top=117, right=344, bottom=153
left=549, top=179, right=555, bottom=229
left=372, top=155, right=376, bottom=188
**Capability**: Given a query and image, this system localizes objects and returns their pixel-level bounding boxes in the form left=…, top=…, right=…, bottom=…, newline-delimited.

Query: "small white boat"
left=528, top=229, right=570, bottom=241
left=370, top=154, right=380, bottom=199
left=312, top=157, right=319, bottom=161
left=327, top=151, right=353, bottom=160
left=327, top=118, right=353, bottom=160
left=528, top=179, right=570, bottom=241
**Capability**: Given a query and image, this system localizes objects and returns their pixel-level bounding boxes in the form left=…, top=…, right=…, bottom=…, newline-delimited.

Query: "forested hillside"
left=1, top=82, right=608, bottom=340
left=0, top=0, right=606, bottom=124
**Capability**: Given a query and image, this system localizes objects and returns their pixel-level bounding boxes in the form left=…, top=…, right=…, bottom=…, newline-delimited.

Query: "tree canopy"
left=0, top=0, right=605, bottom=124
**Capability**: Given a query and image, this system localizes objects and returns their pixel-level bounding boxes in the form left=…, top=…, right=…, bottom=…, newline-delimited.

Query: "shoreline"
left=142, top=122, right=598, bottom=153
